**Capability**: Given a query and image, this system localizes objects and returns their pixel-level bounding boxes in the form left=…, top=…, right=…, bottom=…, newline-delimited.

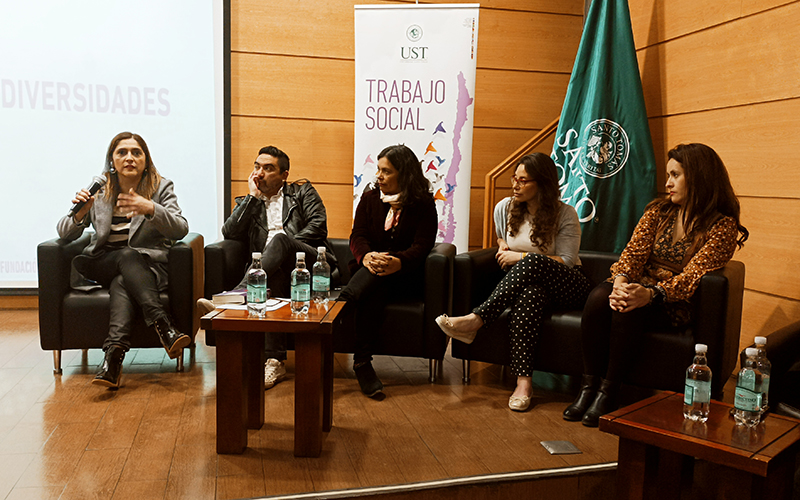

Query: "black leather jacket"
left=222, top=180, right=334, bottom=264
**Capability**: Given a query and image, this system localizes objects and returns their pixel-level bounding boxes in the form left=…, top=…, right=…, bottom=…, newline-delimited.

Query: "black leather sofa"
left=450, top=248, right=746, bottom=400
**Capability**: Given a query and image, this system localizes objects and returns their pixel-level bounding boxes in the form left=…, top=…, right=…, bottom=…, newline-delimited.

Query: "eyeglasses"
left=510, top=175, right=533, bottom=187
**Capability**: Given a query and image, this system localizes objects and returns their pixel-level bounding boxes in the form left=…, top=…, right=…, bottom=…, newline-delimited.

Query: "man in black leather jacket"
left=215, top=145, right=336, bottom=387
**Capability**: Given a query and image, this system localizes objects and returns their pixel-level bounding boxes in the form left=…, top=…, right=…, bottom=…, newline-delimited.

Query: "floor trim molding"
left=258, top=462, right=618, bottom=500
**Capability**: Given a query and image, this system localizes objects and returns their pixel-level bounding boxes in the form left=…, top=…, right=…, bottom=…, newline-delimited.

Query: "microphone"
left=68, top=175, right=106, bottom=217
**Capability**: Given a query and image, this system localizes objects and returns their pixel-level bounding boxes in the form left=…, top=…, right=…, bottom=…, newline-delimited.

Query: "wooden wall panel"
left=628, top=0, right=738, bottom=49
left=735, top=198, right=800, bottom=301
left=477, top=9, right=581, bottom=72
left=231, top=116, right=354, bottom=184
left=231, top=0, right=379, bottom=58
left=474, top=70, right=570, bottom=129
left=636, top=2, right=800, bottom=117
left=231, top=53, right=354, bottom=119
left=647, top=97, right=800, bottom=199
left=231, top=181, right=354, bottom=239
left=473, top=135, right=556, bottom=189
left=741, top=290, right=800, bottom=348
left=233, top=0, right=582, bottom=71
left=741, top=0, right=796, bottom=17
left=471, top=128, right=553, bottom=185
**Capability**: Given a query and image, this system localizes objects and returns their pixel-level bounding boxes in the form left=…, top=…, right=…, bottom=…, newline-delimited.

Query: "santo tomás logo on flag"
left=551, top=0, right=656, bottom=253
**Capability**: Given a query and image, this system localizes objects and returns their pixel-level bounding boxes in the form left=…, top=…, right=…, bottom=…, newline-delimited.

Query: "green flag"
left=551, top=0, right=656, bottom=253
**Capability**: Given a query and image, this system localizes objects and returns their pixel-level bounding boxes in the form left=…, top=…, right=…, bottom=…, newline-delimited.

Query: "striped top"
left=105, top=215, right=131, bottom=250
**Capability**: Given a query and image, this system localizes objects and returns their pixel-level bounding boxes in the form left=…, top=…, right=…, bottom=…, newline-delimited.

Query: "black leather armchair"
left=203, top=238, right=455, bottom=381
left=750, top=320, right=800, bottom=413
left=450, top=249, right=745, bottom=400
left=38, top=232, right=204, bottom=373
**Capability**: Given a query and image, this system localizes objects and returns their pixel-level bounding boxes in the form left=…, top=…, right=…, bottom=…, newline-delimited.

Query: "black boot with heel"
left=563, top=374, right=600, bottom=421
left=153, top=317, right=191, bottom=359
left=92, top=345, right=126, bottom=388
left=581, top=378, right=620, bottom=427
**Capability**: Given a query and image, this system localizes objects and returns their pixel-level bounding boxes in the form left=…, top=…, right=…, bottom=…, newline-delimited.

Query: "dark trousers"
left=73, top=247, right=168, bottom=352
left=580, top=282, right=674, bottom=382
left=235, top=233, right=320, bottom=361
left=473, top=253, right=592, bottom=376
left=338, top=265, right=423, bottom=365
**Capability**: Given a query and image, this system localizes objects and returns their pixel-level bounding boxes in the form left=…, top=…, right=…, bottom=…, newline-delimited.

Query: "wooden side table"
left=202, top=301, right=344, bottom=457
left=600, top=391, right=800, bottom=500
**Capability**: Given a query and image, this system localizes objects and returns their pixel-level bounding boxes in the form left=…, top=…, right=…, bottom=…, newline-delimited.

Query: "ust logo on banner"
left=552, top=0, right=656, bottom=253
left=354, top=4, right=479, bottom=252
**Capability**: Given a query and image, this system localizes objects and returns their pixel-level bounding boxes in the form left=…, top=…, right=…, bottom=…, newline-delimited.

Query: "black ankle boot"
left=93, top=346, right=126, bottom=388
left=353, top=361, right=383, bottom=397
left=563, top=374, right=600, bottom=421
left=153, top=317, right=191, bottom=359
left=582, top=378, right=620, bottom=427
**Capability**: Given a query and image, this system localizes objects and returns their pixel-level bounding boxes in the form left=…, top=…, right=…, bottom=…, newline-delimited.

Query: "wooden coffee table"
left=201, top=300, right=344, bottom=457
left=600, top=391, right=800, bottom=500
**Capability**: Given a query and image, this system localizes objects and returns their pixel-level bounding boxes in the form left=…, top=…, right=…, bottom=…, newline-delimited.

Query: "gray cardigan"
left=493, top=197, right=582, bottom=268
left=56, top=177, right=188, bottom=289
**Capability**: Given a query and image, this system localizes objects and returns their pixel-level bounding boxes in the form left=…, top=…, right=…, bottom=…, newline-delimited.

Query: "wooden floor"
left=0, top=309, right=620, bottom=500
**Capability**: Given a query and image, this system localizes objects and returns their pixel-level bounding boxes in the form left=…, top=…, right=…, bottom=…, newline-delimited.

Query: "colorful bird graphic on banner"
left=425, top=142, right=437, bottom=155
left=426, top=161, right=437, bottom=172
left=433, top=121, right=446, bottom=135
left=364, top=154, right=374, bottom=165
left=434, top=188, right=447, bottom=201
left=354, top=173, right=363, bottom=187
left=435, top=155, right=446, bottom=167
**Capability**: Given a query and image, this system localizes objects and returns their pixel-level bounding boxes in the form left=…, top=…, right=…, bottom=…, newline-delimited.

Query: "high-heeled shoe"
left=153, top=317, right=191, bottom=359
left=563, top=374, right=599, bottom=421
left=582, top=378, right=620, bottom=427
left=92, top=345, right=125, bottom=388
left=435, top=314, right=477, bottom=344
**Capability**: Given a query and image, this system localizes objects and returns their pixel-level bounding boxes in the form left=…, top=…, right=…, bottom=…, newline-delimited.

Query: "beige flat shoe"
left=508, top=395, right=531, bottom=412
left=435, top=314, right=477, bottom=344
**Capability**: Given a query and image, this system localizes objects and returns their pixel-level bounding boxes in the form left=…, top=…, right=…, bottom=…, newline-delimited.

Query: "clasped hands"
left=495, top=237, right=523, bottom=270
left=609, top=278, right=652, bottom=313
left=364, top=251, right=401, bottom=276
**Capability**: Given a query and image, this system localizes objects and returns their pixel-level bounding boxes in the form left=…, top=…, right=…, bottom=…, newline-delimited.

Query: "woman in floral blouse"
left=564, top=143, right=749, bottom=427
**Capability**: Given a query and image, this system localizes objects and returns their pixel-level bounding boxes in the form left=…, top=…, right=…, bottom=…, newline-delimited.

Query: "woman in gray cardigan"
left=436, top=153, right=592, bottom=412
left=57, top=132, right=189, bottom=388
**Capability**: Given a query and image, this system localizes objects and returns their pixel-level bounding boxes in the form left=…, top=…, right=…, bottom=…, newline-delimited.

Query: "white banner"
left=354, top=4, right=479, bottom=252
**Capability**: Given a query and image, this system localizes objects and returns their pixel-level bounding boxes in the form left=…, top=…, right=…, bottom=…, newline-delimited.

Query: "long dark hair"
left=377, top=144, right=431, bottom=205
left=507, top=153, right=562, bottom=252
left=648, top=143, right=748, bottom=249
left=103, top=132, right=161, bottom=201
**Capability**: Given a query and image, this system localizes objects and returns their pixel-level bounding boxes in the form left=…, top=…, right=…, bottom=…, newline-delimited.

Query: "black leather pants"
left=74, top=247, right=167, bottom=351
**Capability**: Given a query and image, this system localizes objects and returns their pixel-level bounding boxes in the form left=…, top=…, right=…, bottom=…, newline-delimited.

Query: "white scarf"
left=380, top=192, right=402, bottom=231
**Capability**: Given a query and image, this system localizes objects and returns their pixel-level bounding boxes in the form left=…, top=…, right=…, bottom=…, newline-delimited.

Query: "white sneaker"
left=264, top=358, right=287, bottom=389
left=197, top=298, right=216, bottom=315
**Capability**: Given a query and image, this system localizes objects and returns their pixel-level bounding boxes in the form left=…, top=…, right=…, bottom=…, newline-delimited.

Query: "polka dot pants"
left=473, top=253, right=592, bottom=376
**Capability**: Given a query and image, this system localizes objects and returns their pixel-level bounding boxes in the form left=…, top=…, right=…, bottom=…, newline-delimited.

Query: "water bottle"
left=312, top=246, right=331, bottom=304
left=246, top=252, right=267, bottom=317
left=753, top=336, right=771, bottom=412
left=683, top=343, right=712, bottom=423
left=290, top=251, right=311, bottom=315
left=733, top=347, right=763, bottom=427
